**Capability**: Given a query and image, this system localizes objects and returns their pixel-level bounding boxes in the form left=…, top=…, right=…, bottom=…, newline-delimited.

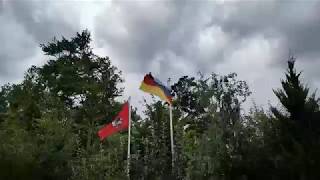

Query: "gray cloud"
left=1, top=0, right=320, bottom=109
left=0, top=0, right=81, bottom=85
left=7, top=0, right=81, bottom=43
left=211, top=1, right=320, bottom=63
left=0, top=6, right=37, bottom=83
left=95, top=1, right=216, bottom=74
left=209, top=1, right=320, bottom=106
left=94, top=0, right=320, bottom=108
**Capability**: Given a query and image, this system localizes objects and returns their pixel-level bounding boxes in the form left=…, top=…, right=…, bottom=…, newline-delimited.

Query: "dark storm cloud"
left=211, top=0, right=320, bottom=91
left=0, top=9, right=38, bottom=83
left=211, top=1, right=320, bottom=62
left=7, top=0, right=80, bottom=43
left=0, top=0, right=3, bottom=12
left=1, top=0, right=320, bottom=107
left=95, top=1, right=216, bottom=74
left=94, top=0, right=320, bottom=108
left=95, top=0, right=320, bottom=72
left=0, top=0, right=81, bottom=85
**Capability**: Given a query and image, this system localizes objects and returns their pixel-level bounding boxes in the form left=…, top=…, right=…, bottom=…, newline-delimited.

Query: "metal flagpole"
left=169, top=104, right=174, bottom=170
left=127, top=97, right=132, bottom=179
left=167, top=78, right=175, bottom=171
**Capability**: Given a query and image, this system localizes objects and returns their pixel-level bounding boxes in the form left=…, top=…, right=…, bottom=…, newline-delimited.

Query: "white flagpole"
left=167, top=78, right=175, bottom=171
left=127, top=97, right=132, bottom=178
left=169, top=104, right=174, bottom=170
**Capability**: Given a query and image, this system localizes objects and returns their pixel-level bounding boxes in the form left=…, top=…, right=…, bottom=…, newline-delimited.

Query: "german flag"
left=139, top=73, right=173, bottom=104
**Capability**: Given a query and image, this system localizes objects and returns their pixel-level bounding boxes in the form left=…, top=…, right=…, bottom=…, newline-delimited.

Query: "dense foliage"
left=0, top=31, right=319, bottom=180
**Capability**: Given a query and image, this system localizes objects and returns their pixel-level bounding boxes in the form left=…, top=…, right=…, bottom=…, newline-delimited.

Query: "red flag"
left=98, top=102, right=129, bottom=140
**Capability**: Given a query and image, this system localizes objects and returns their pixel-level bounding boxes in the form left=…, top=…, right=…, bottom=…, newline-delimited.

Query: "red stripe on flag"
left=143, top=74, right=157, bottom=86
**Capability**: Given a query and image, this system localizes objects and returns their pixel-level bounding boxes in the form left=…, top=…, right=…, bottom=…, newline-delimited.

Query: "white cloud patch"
left=214, top=34, right=285, bottom=109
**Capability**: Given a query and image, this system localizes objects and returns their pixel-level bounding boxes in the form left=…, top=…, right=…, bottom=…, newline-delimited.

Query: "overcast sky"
left=1, top=0, right=320, bottom=111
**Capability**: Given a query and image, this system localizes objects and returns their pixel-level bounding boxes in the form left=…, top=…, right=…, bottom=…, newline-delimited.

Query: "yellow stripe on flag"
left=140, top=82, right=171, bottom=104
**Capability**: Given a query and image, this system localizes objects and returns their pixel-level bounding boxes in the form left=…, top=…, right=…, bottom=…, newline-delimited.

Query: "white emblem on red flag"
left=112, top=117, right=122, bottom=128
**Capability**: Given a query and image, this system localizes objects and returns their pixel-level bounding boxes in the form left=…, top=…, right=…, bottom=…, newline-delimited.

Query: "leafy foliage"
left=0, top=31, right=319, bottom=180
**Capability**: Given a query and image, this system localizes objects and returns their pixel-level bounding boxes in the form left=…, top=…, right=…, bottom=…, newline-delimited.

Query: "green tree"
left=171, top=72, right=252, bottom=179
left=0, top=30, right=126, bottom=179
left=172, top=72, right=251, bottom=134
left=271, top=57, right=320, bottom=179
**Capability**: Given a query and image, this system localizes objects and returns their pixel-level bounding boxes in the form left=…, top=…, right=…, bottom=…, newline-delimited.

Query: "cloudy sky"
left=1, top=0, right=320, bottom=110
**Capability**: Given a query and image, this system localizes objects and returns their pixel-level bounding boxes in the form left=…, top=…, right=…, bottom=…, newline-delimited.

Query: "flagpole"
left=167, top=78, right=175, bottom=172
left=169, top=104, right=174, bottom=170
left=127, top=97, right=132, bottom=179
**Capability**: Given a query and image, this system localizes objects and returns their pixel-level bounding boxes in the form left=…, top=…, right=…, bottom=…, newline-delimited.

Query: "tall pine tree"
left=271, top=56, right=320, bottom=179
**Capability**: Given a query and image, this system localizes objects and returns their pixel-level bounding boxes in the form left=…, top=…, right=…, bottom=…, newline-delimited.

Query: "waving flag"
left=98, top=102, right=129, bottom=140
left=139, top=73, right=173, bottom=104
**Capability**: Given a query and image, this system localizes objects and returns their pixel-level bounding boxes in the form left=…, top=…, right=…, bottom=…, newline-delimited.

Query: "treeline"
left=0, top=30, right=319, bottom=180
